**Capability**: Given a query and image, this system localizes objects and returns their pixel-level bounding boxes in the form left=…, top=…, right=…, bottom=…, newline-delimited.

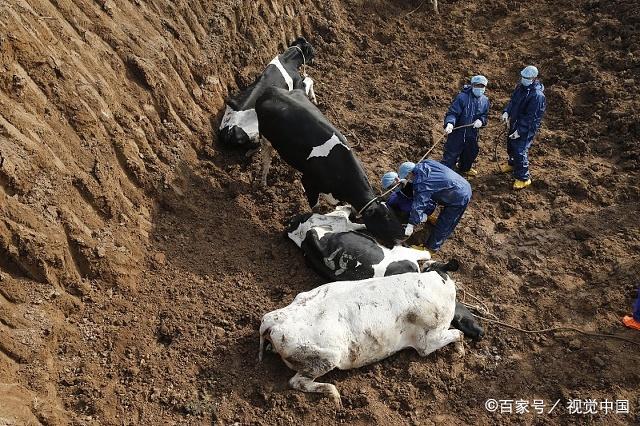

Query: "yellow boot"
left=410, top=244, right=433, bottom=257
left=427, top=213, right=438, bottom=225
left=499, top=163, right=513, bottom=173
left=464, top=168, right=478, bottom=177
left=513, top=179, right=532, bottom=190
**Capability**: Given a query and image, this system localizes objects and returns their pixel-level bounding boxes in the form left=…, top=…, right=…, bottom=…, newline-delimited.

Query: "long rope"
left=418, top=123, right=475, bottom=164
left=291, top=45, right=307, bottom=77
left=402, top=0, right=427, bottom=18
left=492, top=126, right=507, bottom=172
left=457, top=286, right=640, bottom=347
left=474, top=313, right=640, bottom=347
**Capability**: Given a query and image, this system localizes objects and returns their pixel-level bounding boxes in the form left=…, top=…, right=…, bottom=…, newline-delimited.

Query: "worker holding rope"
left=499, top=65, right=546, bottom=190
left=441, top=75, right=490, bottom=177
left=399, top=160, right=471, bottom=255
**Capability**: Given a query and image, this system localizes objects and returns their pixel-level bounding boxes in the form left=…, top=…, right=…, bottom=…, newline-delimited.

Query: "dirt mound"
left=1, top=0, right=639, bottom=424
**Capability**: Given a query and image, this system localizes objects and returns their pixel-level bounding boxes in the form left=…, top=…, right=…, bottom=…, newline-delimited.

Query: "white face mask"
left=521, top=77, right=534, bottom=87
left=472, top=87, right=486, bottom=97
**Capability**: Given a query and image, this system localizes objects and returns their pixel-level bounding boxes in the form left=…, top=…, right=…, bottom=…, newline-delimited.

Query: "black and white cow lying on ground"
left=256, top=87, right=405, bottom=247
left=286, top=206, right=484, bottom=340
left=218, top=37, right=316, bottom=149
left=259, top=269, right=463, bottom=406
left=287, top=206, right=430, bottom=280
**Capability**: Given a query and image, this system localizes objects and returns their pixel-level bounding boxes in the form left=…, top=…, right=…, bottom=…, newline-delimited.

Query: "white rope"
left=290, top=45, right=307, bottom=77
left=356, top=196, right=378, bottom=217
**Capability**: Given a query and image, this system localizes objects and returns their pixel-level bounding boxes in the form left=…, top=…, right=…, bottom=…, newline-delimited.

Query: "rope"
left=356, top=196, right=379, bottom=216
left=291, top=45, right=307, bottom=77
left=417, top=123, right=476, bottom=164
left=492, top=126, right=507, bottom=173
left=473, top=313, right=640, bottom=347
left=402, top=0, right=427, bottom=18
left=456, top=286, right=640, bottom=347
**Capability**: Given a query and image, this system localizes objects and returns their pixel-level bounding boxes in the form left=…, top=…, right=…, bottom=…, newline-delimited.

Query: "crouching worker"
left=399, top=160, right=471, bottom=255
left=381, top=170, right=437, bottom=225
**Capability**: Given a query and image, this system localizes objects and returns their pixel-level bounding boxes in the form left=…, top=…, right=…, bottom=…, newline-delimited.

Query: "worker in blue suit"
left=500, top=65, right=546, bottom=190
left=399, top=160, right=471, bottom=254
left=380, top=170, right=436, bottom=225
left=442, top=75, right=490, bottom=177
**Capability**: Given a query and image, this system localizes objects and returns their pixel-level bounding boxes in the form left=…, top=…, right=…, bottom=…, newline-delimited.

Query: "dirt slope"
left=1, top=0, right=639, bottom=424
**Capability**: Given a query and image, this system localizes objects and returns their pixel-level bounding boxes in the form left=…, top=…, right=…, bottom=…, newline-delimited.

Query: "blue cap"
left=520, top=65, right=538, bottom=78
left=470, top=75, right=488, bottom=86
left=381, top=171, right=398, bottom=190
left=398, top=162, right=416, bottom=180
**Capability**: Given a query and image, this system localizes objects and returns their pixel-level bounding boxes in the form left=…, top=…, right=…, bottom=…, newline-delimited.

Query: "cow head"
left=289, top=37, right=315, bottom=65
left=361, top=201, right=405, bottom=248
left=422, top=260, right=485, bottom=340
left=422, top=259, right=460, bottom=278
left=452, top=303, right=484, bottom=340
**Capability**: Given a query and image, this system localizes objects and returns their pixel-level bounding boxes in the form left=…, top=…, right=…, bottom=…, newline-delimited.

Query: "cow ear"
left=290, top=36, right=308, bottom=47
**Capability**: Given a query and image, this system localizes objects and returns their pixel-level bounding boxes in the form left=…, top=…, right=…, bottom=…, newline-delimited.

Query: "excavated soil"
left=1, top=0, right=639, bottom=424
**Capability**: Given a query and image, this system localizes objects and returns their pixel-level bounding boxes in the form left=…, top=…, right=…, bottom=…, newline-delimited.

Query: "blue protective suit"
left=442, top=86, right=490, bottom=172
left=503, top=80, right=546, bottom=180
left=408, top=160, right=472, bottom=251
left=633, top=286, right=640, bottom=321
left=387, top=189, right=413, bottom=214
left=387, top=184, right=436, bottom=224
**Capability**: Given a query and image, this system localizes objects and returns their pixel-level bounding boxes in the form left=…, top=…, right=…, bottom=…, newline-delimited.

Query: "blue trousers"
left=426, top=204, right=467, bottom=251
left=634, top=286, right=640, bottom=321
left=507, top=136, right=533, bottom=180
left=442, top=135, right=479, bottom=173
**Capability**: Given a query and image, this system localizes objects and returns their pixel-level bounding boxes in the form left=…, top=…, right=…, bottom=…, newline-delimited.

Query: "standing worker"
left=442, top=75, right=490, bottom=177
left=399, top=160, right=471, bottom=255
left=500, top=65, right=546, bottom=190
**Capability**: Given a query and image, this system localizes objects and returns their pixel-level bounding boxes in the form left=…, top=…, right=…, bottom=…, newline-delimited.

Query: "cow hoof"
left=331, top=394, right=343, bottom=410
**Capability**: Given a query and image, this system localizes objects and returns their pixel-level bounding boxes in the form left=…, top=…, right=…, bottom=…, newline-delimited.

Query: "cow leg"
left=303, top=77, right=317, bottom=104
left=432, top=0, right=438, bottom=13
left=289, top=373, right=342, bottom=408
left=258, top=333, right=266, bottom=361
left=415, top=328, right=464, bottom=358
left=260, top=139, right=274, bottom=187
left=301, top=175, right=320, bottom=208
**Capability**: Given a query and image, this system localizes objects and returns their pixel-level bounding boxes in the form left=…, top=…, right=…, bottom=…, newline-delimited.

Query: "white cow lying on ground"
left=259, top=270, right=463, bottom=406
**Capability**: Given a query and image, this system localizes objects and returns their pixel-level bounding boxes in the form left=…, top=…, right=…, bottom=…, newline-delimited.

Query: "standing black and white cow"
left=286, top=206, right=484, bottom=340
left=218, top=37, right=316, bottom=149
left=256, top=87, right=405, bottom=247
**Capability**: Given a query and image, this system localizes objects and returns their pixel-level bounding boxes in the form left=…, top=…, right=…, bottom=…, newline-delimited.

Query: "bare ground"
left=0, top=0, right=639, bottom=424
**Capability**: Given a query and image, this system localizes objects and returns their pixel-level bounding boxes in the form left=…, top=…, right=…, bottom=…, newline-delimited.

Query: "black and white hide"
left=256, top=87, right=405, bottom=247
left=218, top=37, right=316, bottom=149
